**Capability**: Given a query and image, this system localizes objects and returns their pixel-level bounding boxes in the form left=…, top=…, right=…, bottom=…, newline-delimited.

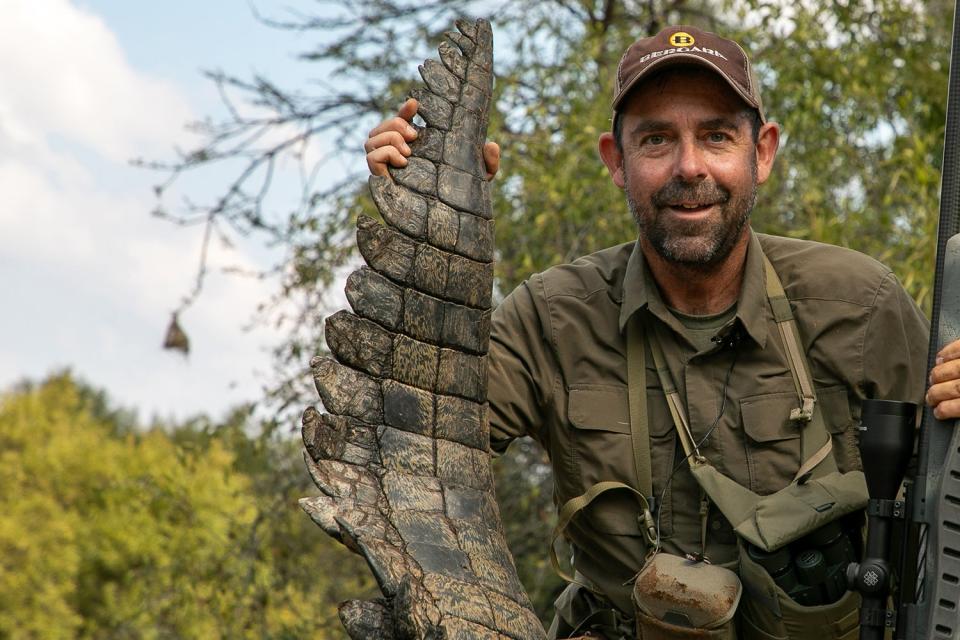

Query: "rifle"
left=850, top=2, right=960, bottom=638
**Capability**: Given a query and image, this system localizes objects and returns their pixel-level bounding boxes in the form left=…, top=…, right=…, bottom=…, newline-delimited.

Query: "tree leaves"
left=0, top=373, right=375, bottom=638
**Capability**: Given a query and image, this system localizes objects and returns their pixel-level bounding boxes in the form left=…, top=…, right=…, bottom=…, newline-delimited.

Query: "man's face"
left=610, top=68, right=770, bottom=269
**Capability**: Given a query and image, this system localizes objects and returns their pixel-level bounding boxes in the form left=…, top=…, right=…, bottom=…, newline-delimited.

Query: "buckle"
left=639, top=508, right=657, bottom=546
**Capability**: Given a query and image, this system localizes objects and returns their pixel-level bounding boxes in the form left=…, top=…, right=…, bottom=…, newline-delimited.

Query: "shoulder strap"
left=647, top=321, right=703, bottom=461
left=762, top=254, right=836, bottom=477
left=549, top=251, right=836, bottom=579
left=641, top=255, right=845, bottom=550
left=645, top=255, right=826, bottom=465
left=762, top=254, right=817, bottom=423
left=627, top=314, right=654, bottom=499
left=549, top=480, right=654, bottom=584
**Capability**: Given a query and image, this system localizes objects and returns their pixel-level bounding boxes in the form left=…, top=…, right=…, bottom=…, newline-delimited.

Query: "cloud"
left=0, top=0, right=192, bottom=161
left=0, top=0, right=283, bottom=420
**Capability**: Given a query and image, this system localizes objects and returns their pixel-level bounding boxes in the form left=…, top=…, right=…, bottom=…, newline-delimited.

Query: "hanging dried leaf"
left=163, top=313, right=190, bottom=355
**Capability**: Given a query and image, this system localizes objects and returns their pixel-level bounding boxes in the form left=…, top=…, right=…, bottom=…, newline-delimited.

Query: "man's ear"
left=598, top=132, right=626, bottom=189
left=755, top=122, right=780, bottom=185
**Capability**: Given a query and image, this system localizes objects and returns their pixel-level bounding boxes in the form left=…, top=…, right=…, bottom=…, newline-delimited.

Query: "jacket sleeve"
left=487, top=275, right=559, bottom=455
left=861, top=272, right=931, bottom=409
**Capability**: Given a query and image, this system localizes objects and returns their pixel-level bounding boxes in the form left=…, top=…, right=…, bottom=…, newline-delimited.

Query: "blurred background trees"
left=0, top=373, right=376, bottom=638
left=5, top=0, right=953, bottom=636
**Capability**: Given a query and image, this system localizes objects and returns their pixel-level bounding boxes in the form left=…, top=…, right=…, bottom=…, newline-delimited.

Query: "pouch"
left=737, top=541, right=860, bottom=640
left=690, top=464, right=869, bottom=552
left=632, top=553, right=740, bottom=639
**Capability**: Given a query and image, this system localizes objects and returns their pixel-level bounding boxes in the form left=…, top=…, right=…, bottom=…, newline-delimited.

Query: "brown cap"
left=612, top=25, right=765, bottom=123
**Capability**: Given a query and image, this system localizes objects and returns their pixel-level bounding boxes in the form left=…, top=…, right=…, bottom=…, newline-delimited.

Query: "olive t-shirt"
left=487, top=230, right=929, bottom=613
left=669, top=304, right=738, bottom=353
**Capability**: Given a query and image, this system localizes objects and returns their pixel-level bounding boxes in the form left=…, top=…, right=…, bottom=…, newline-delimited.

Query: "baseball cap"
left=612, top=25, right=766, bottom=123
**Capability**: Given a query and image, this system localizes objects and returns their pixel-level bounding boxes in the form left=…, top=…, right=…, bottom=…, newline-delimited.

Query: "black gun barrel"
left=902, top=1, right=960, bottom=637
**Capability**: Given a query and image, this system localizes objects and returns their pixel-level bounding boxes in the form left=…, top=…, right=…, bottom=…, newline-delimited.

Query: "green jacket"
left=488, top=230, right=929, bottom=614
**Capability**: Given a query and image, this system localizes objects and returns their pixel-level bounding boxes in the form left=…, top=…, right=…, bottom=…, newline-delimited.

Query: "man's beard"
left=626, top=171, right=757, bottom=269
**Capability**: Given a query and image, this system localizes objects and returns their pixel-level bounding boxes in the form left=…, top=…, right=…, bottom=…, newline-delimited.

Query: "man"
left=366, top=25, right=960, bottom=638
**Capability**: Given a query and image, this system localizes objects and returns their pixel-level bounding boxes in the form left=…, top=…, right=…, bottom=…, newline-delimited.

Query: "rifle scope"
left=847, top=399, right=916, bottom=640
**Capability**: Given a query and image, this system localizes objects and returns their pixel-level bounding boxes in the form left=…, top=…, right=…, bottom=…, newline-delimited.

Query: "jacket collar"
left=618, top=229, right=770, bottom=348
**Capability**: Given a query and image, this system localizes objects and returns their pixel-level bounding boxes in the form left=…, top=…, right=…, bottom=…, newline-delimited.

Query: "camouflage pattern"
left=300, top=19, right=548, bottom=640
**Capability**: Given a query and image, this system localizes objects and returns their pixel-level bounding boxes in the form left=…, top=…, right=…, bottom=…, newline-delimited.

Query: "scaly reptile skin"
left=300, top=19, right=549, bottom=640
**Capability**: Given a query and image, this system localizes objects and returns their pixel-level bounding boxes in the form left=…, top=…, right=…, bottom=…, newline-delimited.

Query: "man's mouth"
left=665, top=202, right=717, bottom=214
left=652, top=178, right=731, bottom=214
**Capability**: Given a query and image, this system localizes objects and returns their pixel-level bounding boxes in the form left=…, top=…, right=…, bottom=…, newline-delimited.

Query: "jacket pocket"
left=740, top=391, right=802, bottom=495
left=567, top=384, right=674, bottom=536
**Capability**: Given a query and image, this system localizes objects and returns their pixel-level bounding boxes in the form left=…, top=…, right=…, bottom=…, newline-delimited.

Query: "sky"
left=0, top=0, right=341, bottom=423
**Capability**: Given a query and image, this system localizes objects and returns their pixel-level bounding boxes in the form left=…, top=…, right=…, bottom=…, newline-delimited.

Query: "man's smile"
left=651, top=178, right=731, bottom=219
left=665, top=202, right=718, bottom=213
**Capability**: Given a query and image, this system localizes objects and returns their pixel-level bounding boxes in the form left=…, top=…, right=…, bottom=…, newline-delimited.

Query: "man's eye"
left=646, top=135, right=666, bottom=145
left=707, top=132, right=728, bottom=143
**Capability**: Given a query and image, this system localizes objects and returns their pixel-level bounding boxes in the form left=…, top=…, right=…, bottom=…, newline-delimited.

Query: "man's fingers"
left=483, top=141, right=500, bottom=180
left=933, top=397, right=960, bottom=421
left=364, top=130, right=411, bottom=156
left=368, top=115, right=419, bottom=142
left=397, top=97, right=419, bottom=122
left=931, top=357, right=960, bottom=386
left=926, top=378, right=960, bottom=408
left=938, top=338, right=960, bottom=365
left=366, top=146, right=409, bottom=177
left=364, top=100, right=419, bottom=179
left=925, top=339, right=960, bottom=421
left=365, top=98, right=419, bottom=141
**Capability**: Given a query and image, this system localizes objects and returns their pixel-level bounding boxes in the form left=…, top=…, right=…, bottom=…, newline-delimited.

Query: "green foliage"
left=732, top=0, right=950, bottom=312
left=0, top=373, right=374, bottom=638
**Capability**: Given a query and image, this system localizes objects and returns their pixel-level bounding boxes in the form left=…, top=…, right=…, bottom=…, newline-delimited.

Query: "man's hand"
left=926, top=338, right=960, bottom=419
left=365, top=98, right=500, bottom=180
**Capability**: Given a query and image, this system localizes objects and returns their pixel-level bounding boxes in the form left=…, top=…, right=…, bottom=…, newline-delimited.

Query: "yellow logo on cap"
left=669, top=32, right=695, bottom=47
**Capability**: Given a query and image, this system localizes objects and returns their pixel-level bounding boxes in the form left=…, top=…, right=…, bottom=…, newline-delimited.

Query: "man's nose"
left=674, top=139, right=708, bottom=182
